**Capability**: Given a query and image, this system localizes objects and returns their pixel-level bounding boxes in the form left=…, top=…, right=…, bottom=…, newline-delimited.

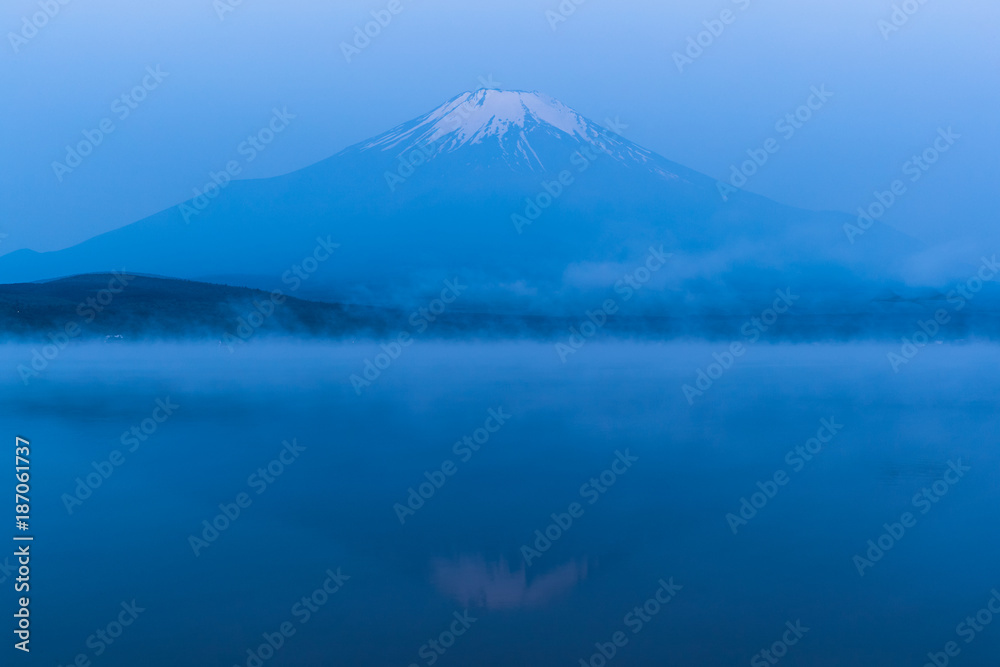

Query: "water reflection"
left=432, top=555, right=588, bottom=610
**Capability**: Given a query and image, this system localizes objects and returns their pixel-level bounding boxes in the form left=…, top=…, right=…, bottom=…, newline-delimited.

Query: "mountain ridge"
left=0, top=88, right=936, bottom=316
left=346, top=88, right=684, bottom=179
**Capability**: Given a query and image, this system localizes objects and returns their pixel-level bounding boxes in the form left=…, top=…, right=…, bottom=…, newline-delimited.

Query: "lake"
left=3, top=340, right=998, bottom=666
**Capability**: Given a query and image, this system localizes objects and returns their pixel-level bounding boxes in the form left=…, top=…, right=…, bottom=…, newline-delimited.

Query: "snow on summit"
left=427, top=89, right=591, bottom=143
left=358, top=88, right=672, bottom=174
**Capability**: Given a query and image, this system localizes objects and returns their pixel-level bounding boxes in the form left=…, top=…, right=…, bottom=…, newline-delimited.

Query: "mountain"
left=354, top=89, right=678, bottom=176
left=0, top=274, right=390, bottom=342
left=4, top=274, right=997, bottom=344
left=0, top=89, right=934, bottom=315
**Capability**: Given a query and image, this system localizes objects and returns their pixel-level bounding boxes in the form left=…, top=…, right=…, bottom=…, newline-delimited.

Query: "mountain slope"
left=0, top=89, right=929, bottom=313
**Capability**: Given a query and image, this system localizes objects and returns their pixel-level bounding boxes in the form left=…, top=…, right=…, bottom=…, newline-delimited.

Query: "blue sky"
left=2, top=0, right=997, bottom=259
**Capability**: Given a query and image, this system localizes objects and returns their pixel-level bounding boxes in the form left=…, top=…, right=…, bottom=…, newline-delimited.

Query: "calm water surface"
left=2, top=341, right=998, bottom=666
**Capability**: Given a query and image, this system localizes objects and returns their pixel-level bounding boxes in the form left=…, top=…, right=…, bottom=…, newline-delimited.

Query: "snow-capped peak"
left=358, top=88, right=675, bottom=176
left=424, top=89, right=591, bottom=144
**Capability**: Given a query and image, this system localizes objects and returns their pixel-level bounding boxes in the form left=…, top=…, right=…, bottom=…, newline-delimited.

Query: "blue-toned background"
left=3, top=1, right=1000, bottom=665
left=2, top=0, right=998, bottom=260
